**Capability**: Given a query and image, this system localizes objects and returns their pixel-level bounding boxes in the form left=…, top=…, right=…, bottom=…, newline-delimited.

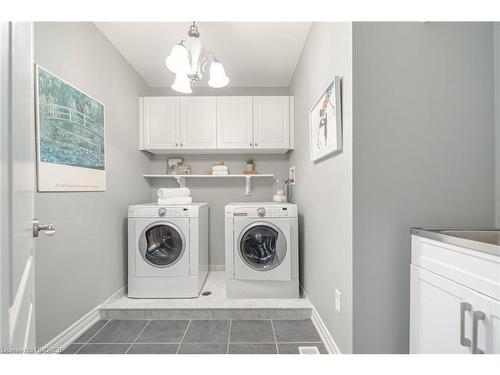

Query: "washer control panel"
left=156, top=207, right=189, bottom=218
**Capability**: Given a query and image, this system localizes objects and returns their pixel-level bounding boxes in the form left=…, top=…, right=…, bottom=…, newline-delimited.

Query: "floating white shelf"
left=143, top=174, right=275, bottom=196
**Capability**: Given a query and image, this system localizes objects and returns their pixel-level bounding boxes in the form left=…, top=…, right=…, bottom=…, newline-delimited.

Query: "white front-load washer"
left=225, top=202, right=299, bottom=298
left=128, top=203, right=209, bottom=298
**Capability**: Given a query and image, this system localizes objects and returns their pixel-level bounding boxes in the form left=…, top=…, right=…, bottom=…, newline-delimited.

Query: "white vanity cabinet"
left=139, top=95, right=293, bottom=154
left=410, top=232, right=500, bottom=354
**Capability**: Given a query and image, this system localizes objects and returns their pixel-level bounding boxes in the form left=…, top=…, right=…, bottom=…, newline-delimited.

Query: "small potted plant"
left=245, top=158, right=255, bottom=172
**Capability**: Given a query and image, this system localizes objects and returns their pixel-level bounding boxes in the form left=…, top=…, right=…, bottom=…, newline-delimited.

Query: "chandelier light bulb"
left=165, top=43, right=190, bottom=74
left=171, top=74, right=192, bottom=94
left=208, top=61, right=229, bottom=88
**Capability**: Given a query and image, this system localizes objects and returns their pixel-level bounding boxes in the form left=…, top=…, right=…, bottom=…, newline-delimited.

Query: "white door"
left=253, top=96, right=290, bottom=149
left=470, top=291, right=500, bottom=354
left=0, top=22, right=37, bottom=352
left=180, top=97, right=217, bottom=149
left=410, top=265, right=476, bottom=354
left=216, top=96, right=253, bottom=149
left=141, top=97, right=180, bottom=150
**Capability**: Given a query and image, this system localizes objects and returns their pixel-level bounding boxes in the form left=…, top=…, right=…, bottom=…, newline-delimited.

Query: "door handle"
left=460, top=302, right=472, bottom=347
left=472, top=310, right=486, bottom=354
left=33, top=219, right=56, bottom=237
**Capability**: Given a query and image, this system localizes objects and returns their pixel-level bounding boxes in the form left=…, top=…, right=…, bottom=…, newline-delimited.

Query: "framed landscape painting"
left=35, top=65, right=106, bottom=191
left=309, top=76, right=342, bottom=162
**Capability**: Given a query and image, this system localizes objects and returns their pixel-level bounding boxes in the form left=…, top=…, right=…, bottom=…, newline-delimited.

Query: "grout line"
left=270, top=320, right=279, bottom=354
left=176, top=320, right=191, bottom=354
left=226, top=320, right=232, bottom=354
left=125, top=320, right=151, bottom=354
left=74, top=319, right=111, bottom=354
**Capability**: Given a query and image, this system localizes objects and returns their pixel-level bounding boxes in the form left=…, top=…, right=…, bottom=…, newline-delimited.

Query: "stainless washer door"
left=238, top=222, right=287, bottom=271
left=138, top=222, right=185, bottom=268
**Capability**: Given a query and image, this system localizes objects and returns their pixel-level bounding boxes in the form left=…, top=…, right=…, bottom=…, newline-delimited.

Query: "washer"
left=225, top=202, right=299, bottom=298
left=128, top=203, right=209, bottom=298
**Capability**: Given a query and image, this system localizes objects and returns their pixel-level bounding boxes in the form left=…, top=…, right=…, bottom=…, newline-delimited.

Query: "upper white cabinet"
left=140, top=95, right=293, bottom=154
left=216, top=96, right=253, bottom=149
left=253, top=96, right=290, bottom=149
left=140, top=97, right=180, bottom=150
left=180, top=97, right=217, bottom=149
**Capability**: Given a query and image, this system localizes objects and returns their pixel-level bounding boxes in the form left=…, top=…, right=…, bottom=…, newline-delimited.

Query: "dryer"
left=225, top=202, right=299, bottom=298
left=128, top=203, right=208, bottom=298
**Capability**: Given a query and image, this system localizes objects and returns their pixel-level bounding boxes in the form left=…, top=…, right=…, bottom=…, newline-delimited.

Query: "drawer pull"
left=472, top=310, right=486, bottom=354
left=460, top=302, right=472, bottom=347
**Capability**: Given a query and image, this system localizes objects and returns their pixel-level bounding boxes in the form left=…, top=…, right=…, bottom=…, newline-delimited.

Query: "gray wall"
left=34, top=22, right=152, bottom=346
left=352, top=22, right=495, bottom=353
left=288, top=23, right=353, bottom=353
left=495, top=23, right=500, bottom=226
left=146, top=89, right=291, bottom=265
left=148, top=154, right=289, bottom=265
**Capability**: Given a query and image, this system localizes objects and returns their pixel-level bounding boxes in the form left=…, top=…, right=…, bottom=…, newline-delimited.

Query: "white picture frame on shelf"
left=309, top=76, right=342, bottom=163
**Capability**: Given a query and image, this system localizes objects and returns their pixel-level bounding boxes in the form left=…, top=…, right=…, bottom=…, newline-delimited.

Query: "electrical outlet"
left=289, top=166, right=296, bottom=185
left=335, top=289, right=342, bottom=313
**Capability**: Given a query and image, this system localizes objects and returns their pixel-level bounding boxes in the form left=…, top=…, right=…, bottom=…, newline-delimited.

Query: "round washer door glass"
left=142, top=224, right=184, bottom=267
left=239, top=224, right=287, bottom=271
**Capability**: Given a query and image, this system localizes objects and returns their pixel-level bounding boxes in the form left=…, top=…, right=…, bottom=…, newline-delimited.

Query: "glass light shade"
left=171, top=74, right=192, bottom=94
left=165, top=43, right=190, bottom=74
left=188, top=36, right=202, bottom=73
left=208, top=61, right=229, bottom=88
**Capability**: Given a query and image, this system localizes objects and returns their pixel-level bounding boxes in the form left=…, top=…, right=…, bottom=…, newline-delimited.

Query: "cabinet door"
left=216, top=96, right=253, bottom=149
left=180, top=97, right=217, bottom=149
left=410, top=265, right=475, bottom=354
left=253, top=96, right=290, bottom=149
left=141, top=97, right=180, bottom=149
left=471, top=292, right=500, bottom=354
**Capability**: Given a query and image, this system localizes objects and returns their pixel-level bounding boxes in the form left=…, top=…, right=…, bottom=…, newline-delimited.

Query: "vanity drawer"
left=411, top=235, right=500, bottom=301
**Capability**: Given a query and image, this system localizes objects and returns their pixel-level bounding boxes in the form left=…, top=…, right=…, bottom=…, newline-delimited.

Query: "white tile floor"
left=101, top=272, right=311, bottom=310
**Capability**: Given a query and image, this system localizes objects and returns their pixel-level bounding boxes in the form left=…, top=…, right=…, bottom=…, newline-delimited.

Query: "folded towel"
left=157, top=196, right=193, bottom=205
left=212, top=165, right=228, bottom=171
left=157, top=187, right=191, bottom=199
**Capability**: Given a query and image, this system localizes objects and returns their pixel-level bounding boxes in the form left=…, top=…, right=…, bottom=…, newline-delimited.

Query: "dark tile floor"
left=62, top=319, right=327, bottom=354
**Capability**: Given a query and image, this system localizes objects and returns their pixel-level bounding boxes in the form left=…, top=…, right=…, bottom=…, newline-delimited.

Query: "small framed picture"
left=309, top=76, right=342, bottom=163
left=167, top=157, right=183, bottom=175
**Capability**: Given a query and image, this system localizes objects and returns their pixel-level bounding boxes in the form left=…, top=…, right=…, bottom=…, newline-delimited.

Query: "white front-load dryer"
left=225, top=203, right=299, bottom=298
left=128, top=203, right=209, bottom=298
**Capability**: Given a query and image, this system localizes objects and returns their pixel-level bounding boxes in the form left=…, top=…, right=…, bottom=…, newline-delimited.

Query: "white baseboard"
left=40, top=286, right=126, bottom=353
left=209, top=264, right=225, bottom=272
left=300, top=283, right=341, bottom=354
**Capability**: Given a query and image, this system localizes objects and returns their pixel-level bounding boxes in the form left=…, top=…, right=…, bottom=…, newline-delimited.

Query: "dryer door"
left=135, top=219, right=190, bottom=277
left=234, top=220, right=291, bottom=281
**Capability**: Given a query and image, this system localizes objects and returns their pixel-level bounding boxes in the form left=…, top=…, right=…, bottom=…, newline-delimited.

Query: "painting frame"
left=309, top=76, right=342, bottom=163
left=35, top=65, right=106, bottom=192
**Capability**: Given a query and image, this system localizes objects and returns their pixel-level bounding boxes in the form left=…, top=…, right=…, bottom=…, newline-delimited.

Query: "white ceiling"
left=95, top=22, right=311, bottom=88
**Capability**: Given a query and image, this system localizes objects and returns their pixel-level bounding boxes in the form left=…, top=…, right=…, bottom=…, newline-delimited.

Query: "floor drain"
left=201, top=291, right=211, bottom=296
left=298, top=346, right=320, bottom=354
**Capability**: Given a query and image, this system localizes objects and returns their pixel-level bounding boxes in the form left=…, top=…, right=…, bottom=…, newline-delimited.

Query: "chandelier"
left=165, top=22, right=229, bottom=94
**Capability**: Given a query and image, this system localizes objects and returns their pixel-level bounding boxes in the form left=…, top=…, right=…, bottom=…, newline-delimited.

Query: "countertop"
left=411, top=228, right=500, bottom=258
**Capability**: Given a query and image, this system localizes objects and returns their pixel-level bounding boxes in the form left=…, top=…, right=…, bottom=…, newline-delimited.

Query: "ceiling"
left=95, top=22, right=312, bottom=88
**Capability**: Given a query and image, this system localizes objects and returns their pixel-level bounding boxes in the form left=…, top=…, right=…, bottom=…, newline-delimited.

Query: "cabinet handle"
left=254, top=143, right=258, bottom=147
left=472, top=310, right=486, bottom=354
left=175, top=143, right=178, bottom=147
left=460, top=302, right=472, bottom=347
left=250, top=143, right=253, bottom=147
left=180, top=143, right=183, bottom=147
